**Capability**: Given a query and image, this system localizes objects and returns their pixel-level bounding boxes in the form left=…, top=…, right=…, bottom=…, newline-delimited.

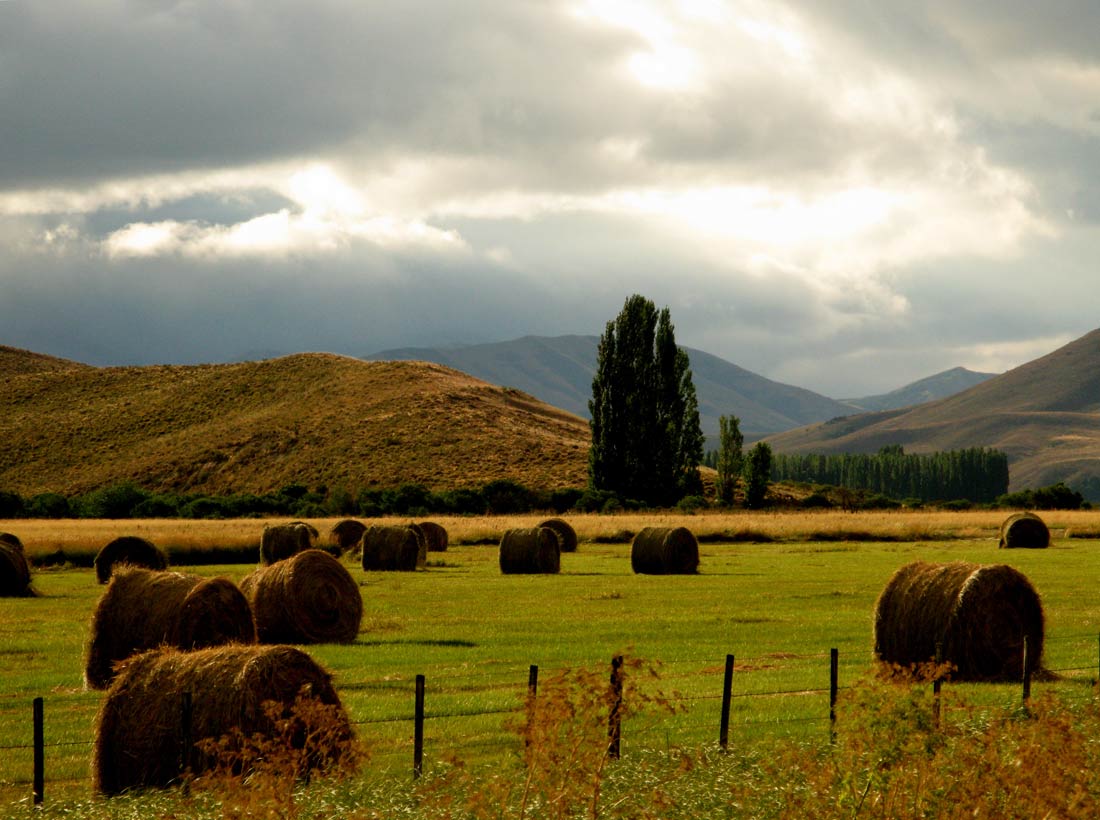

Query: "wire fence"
left=3, top=632, right=1098, bottom=805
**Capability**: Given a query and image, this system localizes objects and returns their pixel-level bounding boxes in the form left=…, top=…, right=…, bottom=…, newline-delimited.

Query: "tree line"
left=768, top=445, right=1010, bottom=503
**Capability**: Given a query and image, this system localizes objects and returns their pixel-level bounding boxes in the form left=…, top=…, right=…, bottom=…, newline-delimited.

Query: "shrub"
left=26, top=492, right=72, bottom=518
left=676, top=494, right=708, bottom=513
left=481, top=479, right=533, bottom=515
left=0, top=490, right=26, bottom=518
left=79, top=482, right=150, bottom=519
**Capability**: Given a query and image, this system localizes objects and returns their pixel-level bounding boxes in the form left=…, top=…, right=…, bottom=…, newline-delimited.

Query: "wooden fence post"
left=33, top=697, right=44, bottom=806
left=829, top=648, right=838, bottom=743
left=525, top=665, right=539, bottom=752
left=413, top=674, right=425, bottom=779
left=719, top=654, right=734, bottom=751
left=608, top=655, right=623, bottom=760
left=1022, top=635, right=1032, bottom=704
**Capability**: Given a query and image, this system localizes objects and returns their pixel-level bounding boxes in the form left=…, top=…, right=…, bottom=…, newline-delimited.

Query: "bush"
left=79, top=482, right=150, bottom=519
left=481, top=479, right=533, bottom=515
left=800, top=493, right=833, bottom=509
left=131, top=495, right=180, bottom=518
left=940, top=499, right=973, bottom=511
left=676, top=495, right=709, bottom=513
left=26, top=492, right=71, bottom=518
left=574, top=488, right=621, bottom=513
left=180, top=496, right=236, bottom=519
left=0, top=490, right=25, bottom=518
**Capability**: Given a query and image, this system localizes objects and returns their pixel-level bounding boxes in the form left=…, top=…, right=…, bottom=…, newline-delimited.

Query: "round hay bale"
left=287, top=520, right=320, bottom=538
left=85, top=568, right=256, bottom=690
left=94, top=536, right=169, bottom=584
left=0, top=542, right=33, bottom=597
left=93, top=644, right=353, bottom=795
left=0, top=531, right=24, bottom=554
left=873, top=561, right=1045, bottom=681
left=260, top=522, right=315, bottom=565
left=361, top=525, right=421, bottom=572
left=499, top=527, right=560, bottom=575
left=538, top=518, right=578, bottom=553
left=406, top=523, right=429, bottom=568
left=999, top=511, right=1050, bottom=549
left=417, top=521, right=449, bottom=552
left=630, top=527, right=699, bottom=575
left=240, top=549, right=362, bottom=644
left=329, top=519, right=367, bottom=556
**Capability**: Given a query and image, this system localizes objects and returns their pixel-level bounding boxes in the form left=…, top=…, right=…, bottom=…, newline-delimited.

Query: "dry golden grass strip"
left=94, top=535, right=169, bottom=584
left=92, top=644, right=353, bottom=795
left=240, top=549, right=362, bottom=644
left=630, top=526, right=699, bottom=575
left=499, top=527, right=560, bottom=574
left=999, top=511, right=1050, bottom=548
left=873, top=560, right=1045, bottom=681
left=85, top=567, right=256, bottom=690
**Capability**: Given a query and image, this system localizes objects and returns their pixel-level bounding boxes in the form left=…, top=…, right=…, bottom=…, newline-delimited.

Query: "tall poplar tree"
left=715, top=414, right=744, bottom=505
left=588, top=294, right=704, bottom=506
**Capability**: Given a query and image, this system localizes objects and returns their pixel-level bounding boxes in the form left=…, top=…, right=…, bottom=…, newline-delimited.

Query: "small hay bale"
left=329, top=519, right=367, bottom=556
left=260, top=522, right=315, bottom=565
left=418, top=521, right=449, bottom=552
left=999, top=511, right=1050, bottom=549
left=0, top=542, right=33, bottom=597
left=538, top=518, right=578, bottom=553
left=240, top=549, right=362, bottom=644
left=85, top=568, right=256, bottom=690
left=873, top=561, right=1045, bottom=681
left=630, top=527, right=699, bottom=575
left=499, top=528, right=560, bottom=575
left=92, top=644, right=353, bottom=795
left=94, top=536, right=169, bottom=584
left=361, top=526, right=421, bottom=572
left=0, top=531, right=24, bottom=554
left=406, top=523, right=429, bottom=567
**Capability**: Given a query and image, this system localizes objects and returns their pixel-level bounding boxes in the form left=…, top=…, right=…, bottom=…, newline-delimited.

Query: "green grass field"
left=3, top=517, right=1100, bottom=817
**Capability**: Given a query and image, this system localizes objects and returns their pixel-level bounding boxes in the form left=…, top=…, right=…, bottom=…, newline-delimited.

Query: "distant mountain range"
left=766, top=328, right=1100, bottom=498
left=367, top=335, right=995, bottom=441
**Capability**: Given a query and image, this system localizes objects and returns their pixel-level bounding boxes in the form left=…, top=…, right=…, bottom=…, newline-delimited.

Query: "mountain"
left=367, top=335, right=857, bottom=440
left=844, top=367, right=998, bottom=412
left=0, top=350, right=589, bottom=496
left=765, top=328, right=1100, bottom=497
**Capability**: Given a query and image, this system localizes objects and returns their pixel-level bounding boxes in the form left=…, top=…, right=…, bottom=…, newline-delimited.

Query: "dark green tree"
left=588, top=294, right=704, bottom=506
left=743, top=441, right=773, bottom=509
left=715, top=415, right=744, bottom=505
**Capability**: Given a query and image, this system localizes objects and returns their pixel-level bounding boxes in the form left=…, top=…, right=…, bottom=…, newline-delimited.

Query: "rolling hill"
left=0, top=349, right=589, bottom=496
left=368, top=335, right=857, bottom=440
left=843, top=367, right=997, bottom=412
left=766, top=328, right=1100, bottom=497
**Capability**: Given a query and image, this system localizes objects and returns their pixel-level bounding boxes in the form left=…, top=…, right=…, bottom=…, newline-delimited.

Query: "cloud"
left=1, top=0, right=1097, bottom=397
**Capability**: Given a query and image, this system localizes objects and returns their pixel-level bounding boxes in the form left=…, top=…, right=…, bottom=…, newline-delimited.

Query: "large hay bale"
left=999, top=512, right=1050, bottom=549
left=361, top=525, right=421, bottom=572
left=85, top=568, right=256, bottom=690
left=406, top=523, right=429, bottom=567
left=0, top=542, right=33, bottom=597
left=873, top=561, right=1045, bottom=681
left=260, top=522, right=315, bottom=565
left=630, top=527, right=699, bottom=575
left=94, top=536, right=169, bottom=584
left=0, top=531, right=24, bottom=554
left=240, top=549, right=362, bottom=644
left=538, top=518, right=578, bottom=553
left=329, top=519, right=367, bottom=556
left=418, top=521, right=449, bottom=552
left=499, top=528, right=560, bottom=575
left=93, top=644, right=353, bottom=795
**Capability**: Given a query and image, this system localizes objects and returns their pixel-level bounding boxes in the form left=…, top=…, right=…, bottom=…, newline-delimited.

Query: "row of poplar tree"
left=769, top=446, right=1011, bottom=503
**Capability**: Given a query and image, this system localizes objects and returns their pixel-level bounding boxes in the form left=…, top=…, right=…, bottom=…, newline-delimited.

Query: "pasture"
left=3, top=510, right=1100, bottom=817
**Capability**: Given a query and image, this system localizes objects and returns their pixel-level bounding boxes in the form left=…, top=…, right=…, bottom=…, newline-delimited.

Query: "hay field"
left=3, top=510, right=1100, bottom=815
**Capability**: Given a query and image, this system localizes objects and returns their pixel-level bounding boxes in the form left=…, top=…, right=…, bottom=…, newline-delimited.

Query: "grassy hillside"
left=369, top=334, right=857, bottom=440
left=0, top=350, right=589, bottom=496
left=766, top=328, right=1100, bottom=494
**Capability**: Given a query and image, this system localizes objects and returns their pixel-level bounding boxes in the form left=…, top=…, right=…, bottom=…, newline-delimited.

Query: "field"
left=3, top=510, right=1100, bottom=817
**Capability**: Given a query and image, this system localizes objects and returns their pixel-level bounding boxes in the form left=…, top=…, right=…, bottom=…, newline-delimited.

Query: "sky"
left=2, top=1, right=1098, bottom=397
